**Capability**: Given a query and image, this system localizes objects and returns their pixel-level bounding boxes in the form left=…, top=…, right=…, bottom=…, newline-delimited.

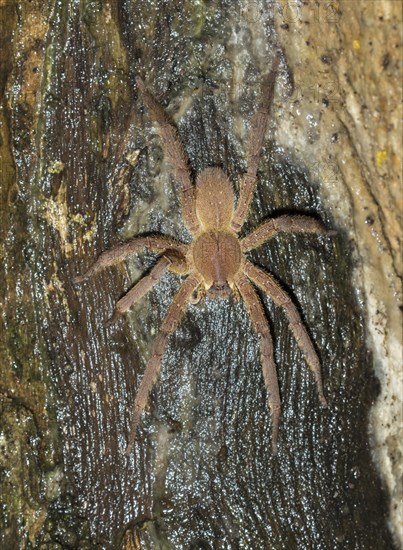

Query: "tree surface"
left=0, top=1, right=399, bottom=548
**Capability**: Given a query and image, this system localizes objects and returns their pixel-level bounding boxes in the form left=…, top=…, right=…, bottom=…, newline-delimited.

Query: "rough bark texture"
left=0, top=1, right=400, bottom=549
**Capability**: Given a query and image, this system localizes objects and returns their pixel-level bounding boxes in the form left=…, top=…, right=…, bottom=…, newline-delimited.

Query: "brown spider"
left=74, top=54, right=334, bottom=455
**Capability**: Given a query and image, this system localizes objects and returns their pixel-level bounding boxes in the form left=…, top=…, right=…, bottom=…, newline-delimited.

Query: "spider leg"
left=125, top=274, right=200, bottom=455
left=244, top=261, right=327, bottom=407
left=241, top=215, right=336, bottom=252
left=73, top=235, right=186, bottom=284
left=235, top=273, right=281, bottom=454
left=136, top=77, right=200, bottom=235
left=106, top=254, right=179, bottom=325
left=231, top=53, right=280, bottom=232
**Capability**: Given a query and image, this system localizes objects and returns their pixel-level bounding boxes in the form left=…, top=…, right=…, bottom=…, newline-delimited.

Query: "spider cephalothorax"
left=75, top=53, right=334, bottom=455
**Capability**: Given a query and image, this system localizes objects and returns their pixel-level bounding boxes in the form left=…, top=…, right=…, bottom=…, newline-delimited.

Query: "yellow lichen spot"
left=42, top=182, right=72, bottom=256
left=376, top=149, right=387, bottom=166
left=71, top=211, right=97, bottom=244
left=82, top=214, right=98, bottom=243
left=353, top=40, right=360, bottom=50
left=44, top=261, right=71, bottom=321
left=70, top=212, right=85, bottom=225
left=48, top=160, right=65, bottom=174
left=126, top=149, right=140, bottom=166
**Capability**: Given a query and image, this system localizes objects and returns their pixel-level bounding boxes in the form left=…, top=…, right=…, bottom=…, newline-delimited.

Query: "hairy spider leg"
left=241, top=215, right=336, bottom=252
left=73, top=235, right=186, bottom=284
left=106, top=252, right=187, bottom=325
left=244, top=261, right=327, bottom=407
left=235, top=274, right=281, bottom=454
left=136, top=76, right=200, bottom=235
left=231, top=53, right=280, bottom=231
left=125, top=274, right=200, bottom=455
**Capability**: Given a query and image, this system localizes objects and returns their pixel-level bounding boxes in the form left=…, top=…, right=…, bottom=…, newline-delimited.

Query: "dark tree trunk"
left=0, top=1, right=399, bottom=549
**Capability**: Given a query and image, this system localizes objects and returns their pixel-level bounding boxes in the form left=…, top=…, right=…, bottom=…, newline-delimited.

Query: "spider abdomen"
left=195, top=167, right=235, bottom=230
left=191, top=231, right=242, bottom=295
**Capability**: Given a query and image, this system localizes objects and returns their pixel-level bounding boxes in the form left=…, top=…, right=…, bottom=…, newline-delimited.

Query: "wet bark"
left=0, top=1, right=399, bottom=549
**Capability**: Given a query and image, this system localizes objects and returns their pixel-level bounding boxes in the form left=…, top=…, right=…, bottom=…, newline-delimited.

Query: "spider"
left=74, top=53, right=334, bottom=455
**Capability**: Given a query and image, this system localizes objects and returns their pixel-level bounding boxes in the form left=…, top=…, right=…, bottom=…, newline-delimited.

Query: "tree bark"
left=0, top=1, right=399, bottom=548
